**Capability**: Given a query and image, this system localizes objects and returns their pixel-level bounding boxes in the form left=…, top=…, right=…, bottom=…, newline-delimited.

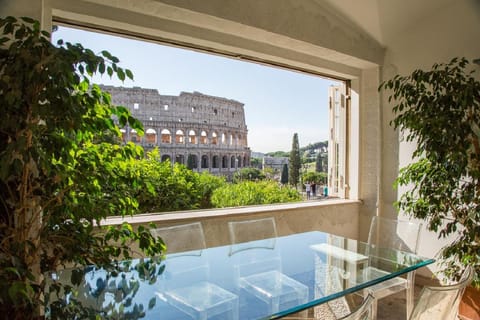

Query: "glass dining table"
left=46, top=231, right=434, bottom=319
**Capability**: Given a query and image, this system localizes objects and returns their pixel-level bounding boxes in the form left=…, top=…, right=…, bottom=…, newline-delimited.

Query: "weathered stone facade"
left=101, top=86, right=250, bottom=175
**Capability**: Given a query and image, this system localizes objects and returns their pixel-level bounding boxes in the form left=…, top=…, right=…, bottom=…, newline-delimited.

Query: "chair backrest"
left=228, top=217, right=277, bottom=244
left=228, top=217, right=278, bottom=255
left=409, top=266, right=474, bottom=320
left=151, top=222, right=211, bottom=289
left=150, top=222, right=206, bottom=254
left=338, top=294, right=374, bottom=320
left=367, top=216, right=422, bottom=254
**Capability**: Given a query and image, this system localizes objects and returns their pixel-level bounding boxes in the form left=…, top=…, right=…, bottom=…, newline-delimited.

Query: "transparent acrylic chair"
left=339, top=293, right=374, bottom=320
left=282, top=293, right=375, bottom=320
left=409, top=266, right=473, bottom=320
left=361, top=216, right=422, bottom=319
left=228, top=217, right=309, bottom=314
left=151, top=222, right=239, bottom=320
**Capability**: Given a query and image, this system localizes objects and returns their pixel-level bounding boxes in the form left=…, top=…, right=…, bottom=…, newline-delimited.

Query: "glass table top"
left=46, top=231, right=434, bottom=319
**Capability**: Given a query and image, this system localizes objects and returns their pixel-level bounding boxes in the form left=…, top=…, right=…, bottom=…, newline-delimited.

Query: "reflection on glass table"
left=45, top=230, right=434, bottom=319
left=151, top=222, right=239, bottom=320
left=228, top=218, right=309, bottom=315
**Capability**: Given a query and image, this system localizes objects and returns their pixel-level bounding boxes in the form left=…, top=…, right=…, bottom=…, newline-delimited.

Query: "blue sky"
left=53, top=26, right=339, bottom=153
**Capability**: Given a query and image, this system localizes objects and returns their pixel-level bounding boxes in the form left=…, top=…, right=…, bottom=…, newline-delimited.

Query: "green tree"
left=250, top=157, right=262, bottom=168
left=380, top=57, right=480, bottom=286
left=266, top=150, right=289, bottom=157
left=289, top=133, right=301, bottom=186
left=233, top=167, right=266, bottom=182
left=197, top=171, right=227, bottom=208
left=134, top=149, right=226, bottom=212
left=302, top=171, right=327, bottom=185
left=316, top=153, right=325, bottom=172
left=0, top=17, right=163, bottom=318
left=281, top=163, right=289, bottom=184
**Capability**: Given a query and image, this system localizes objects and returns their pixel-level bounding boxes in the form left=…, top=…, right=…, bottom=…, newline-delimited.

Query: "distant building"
left=102, top=85, right=251, bottom=176
left=262, top=156, right=289, bottom=171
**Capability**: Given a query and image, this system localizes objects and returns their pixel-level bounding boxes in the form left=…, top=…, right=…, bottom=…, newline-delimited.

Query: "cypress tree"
left=281, top=163, right=289, bottom=184
left=315, top=152, right=323, bottom=172
left=288, top=133, right=301, bottom=186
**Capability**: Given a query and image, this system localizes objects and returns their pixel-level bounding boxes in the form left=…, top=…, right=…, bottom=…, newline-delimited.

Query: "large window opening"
left=52, top=25, right=346, bottom=210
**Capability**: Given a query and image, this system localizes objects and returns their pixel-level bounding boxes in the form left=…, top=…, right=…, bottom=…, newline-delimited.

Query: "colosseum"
left=101, top=86, right=251, bottom=177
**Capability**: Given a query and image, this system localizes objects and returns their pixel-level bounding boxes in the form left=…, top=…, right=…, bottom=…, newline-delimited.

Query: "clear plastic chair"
left=361, top=216, right=422, bottom=319
left=409, top=266, right=474, bottom=320
left=282, top=293, right=374, bottom=320
left=151, top=222, right=239, bottom=320
left=228, top=217, right=309, bottom=314
left=339, top=293, right=374, bottom=320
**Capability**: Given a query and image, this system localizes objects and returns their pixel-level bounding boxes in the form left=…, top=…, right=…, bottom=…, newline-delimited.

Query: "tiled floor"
left=376, top=285, right=421, bottom=320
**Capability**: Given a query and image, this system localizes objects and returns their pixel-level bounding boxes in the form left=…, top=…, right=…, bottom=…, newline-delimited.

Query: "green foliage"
left=0, top=16, right=164, bottom=317
left=300, top=141, right=328, bottom=153
left=134, top=151, right=224, bottom=212
left=289, top=133, right=301, bottom=186
left=211, top=180, right=301, bottom=207
left=133, top=149, right=226, bottom=212
left=250, top=157, right=262, bottom=168
left=233, top=167, right=266, bottom=182
left=380, top=57, right=480, bottom=287
left=281, top=164, right=289, bottom=185
left=265, top=150, right=289, bottom=157
left=315, top=152, right=326, bottom=172
left=302, top=171, right=327, bottom=185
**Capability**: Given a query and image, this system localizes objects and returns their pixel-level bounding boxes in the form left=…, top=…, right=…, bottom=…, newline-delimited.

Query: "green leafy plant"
left=0, top=16, right=164, bottom=318
left=132, top=149, right=226, bottom=213
left=233, top=167, right=266, bottom=182
left=380, top=57, right=480, bottom=287
left=211, top=180, right=301, bottom=207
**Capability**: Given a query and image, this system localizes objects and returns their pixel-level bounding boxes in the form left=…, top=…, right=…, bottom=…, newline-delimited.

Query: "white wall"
left=382, top=0, right=480, bottom=275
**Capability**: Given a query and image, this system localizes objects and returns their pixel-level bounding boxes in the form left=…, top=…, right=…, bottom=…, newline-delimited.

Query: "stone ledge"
left=102, top=198, right=361, bottom=226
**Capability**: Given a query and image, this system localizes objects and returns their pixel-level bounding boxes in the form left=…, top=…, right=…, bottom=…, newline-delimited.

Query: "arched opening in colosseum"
left=212, top=155, right=219, bottom=168
left=231, top=156, right=236, bottom=168
left=222, top=156, right=228, bottom=169
left=211, top=132, right=218, bottom=145
left=161, top=129, right=171, bottom=144
left=243, top=156, right=248, bottom=167
left=229, top=134, right=234, bottom=146
left=188, top=130, right=196, bottom=144
left=187, top=154, right=198, bottom=169
left=175, top=154, right=185, bottom=164
left=130, top=129, right=138, bottom=143
left=161, top=155, right=171, bottom=162
left=145, top=128, right=157, bottom=144
left=201, top=155, right=209, bottom=168
left=200, top=131, right=208, bottom=144
left=175, top=130, right=185, bottom=144
left=221, top=133, right=226, bottom=145
left=237, top=135, right=242, bottom=147
left=237, top=156, right=242, bottom=168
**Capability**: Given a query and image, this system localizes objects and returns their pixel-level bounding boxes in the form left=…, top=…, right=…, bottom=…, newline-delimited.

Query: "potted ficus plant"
left=379, top=57, right=480, bottom=318
left=0, top=16, right=165, bottom=319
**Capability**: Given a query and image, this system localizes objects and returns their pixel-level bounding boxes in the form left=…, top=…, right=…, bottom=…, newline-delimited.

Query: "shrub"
left=211, top=180, right=301, bottom=207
